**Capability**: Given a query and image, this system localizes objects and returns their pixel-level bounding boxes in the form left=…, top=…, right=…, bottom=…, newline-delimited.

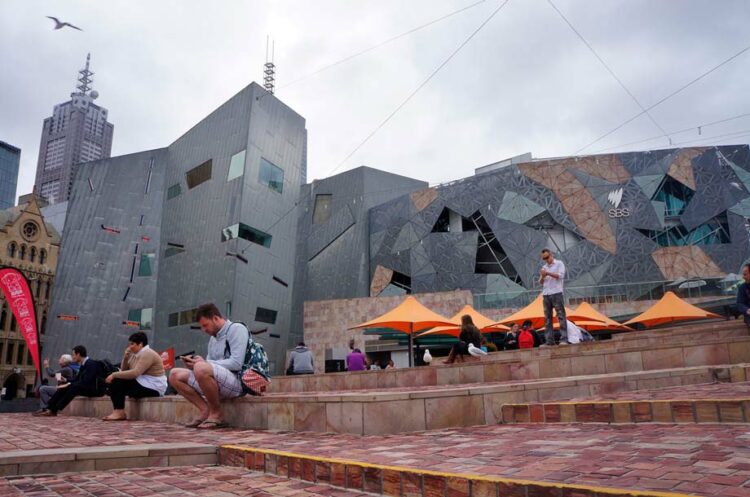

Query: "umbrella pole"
left=408, top=323, right=414, bottom=368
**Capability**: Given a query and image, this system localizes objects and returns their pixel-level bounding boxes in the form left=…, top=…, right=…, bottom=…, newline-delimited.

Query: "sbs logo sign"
left=607, top=188, right=630, bottom=218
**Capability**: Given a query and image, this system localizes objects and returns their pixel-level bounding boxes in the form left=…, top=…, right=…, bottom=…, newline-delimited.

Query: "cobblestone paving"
left=2, top=414, right=750, bottom=495
left=0, top=465, right=370, bottom=497
left=571, top=381, right=750, bottom=401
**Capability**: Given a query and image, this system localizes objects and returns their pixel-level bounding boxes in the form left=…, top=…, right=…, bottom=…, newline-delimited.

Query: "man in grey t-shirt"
left=168, top=303, right=249, bottom=429
left=539, top=248, right=568, bottom=346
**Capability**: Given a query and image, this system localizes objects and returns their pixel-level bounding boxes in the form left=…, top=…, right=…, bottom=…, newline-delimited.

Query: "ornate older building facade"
left=0, top=197, right=59, bottom=399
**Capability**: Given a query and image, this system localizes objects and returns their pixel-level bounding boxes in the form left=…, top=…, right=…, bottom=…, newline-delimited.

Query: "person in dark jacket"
left=443, top=315, right=482, bottom=364
left=738, top=263, right=750, bottom=327
left=287, top=342, right=314, bottom=375
left=503, top=323, right=520, bottom=351
left=36, top=345, right=106, bottom=416
left=34, top=354, right=76, bottom=415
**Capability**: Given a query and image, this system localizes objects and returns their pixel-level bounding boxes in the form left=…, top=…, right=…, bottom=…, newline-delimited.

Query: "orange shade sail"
left=573, top=302, right=633, bottom=331
left=349, top=295, right=455, bottom=334
left=417, top=305, right=510, bottom=338
left=492, top=294, right=606, bottom=329
left=623, top=291, right=721, bottom=327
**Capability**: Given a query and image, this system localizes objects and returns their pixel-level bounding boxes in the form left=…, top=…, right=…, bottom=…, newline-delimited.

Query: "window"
left=227, top=150, right=246, bottom=182
left=35, top=280, right=41, bottom=298
left=16, top=343, right=24, bottom=365
left=221, top=223, right=272, bottom=248
left=29, top=247, right=37, bottom=263
left=225, top=301, right=232, bottom=318
left=653, top=176, right=695, bottom=217
left=637, top=215, right=731, bottom=247
left=6, top=343, right=13, bottom=364
left=313, top=194, right=332, bottom=224
left=0, top=305, right=6, bottom=330
left=127, top=308, right=152, bottom=330
left=168, top=312, right=179, bottom=327
left=7, top=242, right=16, bottom=258
left=39, top=249, right=47, bottom=265
left=259, top=158, right=284, bottom=193
left=19, top=245, right=26, bottom=260
left=167, top=183, right=182, bottom=200
left=139, top=254, right=155, bottom=276
left=45, top=281, right=50, bottom=300
left=255, top=307, right=278, bottom=324
left=167, top=307, right=199, bottom=327
left=164, top=243, right=185, bottom=258
left=186, top=160, right=212, bottom=189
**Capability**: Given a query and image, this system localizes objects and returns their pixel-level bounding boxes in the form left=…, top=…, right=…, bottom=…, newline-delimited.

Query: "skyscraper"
left=0, top=141, right=20, bottom=209
left=33, top=54, right=114, bottom=204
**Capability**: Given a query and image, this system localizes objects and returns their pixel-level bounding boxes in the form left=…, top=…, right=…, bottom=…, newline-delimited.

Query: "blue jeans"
left=543, top=292, right=568, bottom=344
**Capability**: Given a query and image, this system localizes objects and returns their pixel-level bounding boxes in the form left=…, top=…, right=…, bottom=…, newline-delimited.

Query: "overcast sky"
left=2, top=0, right=750, bottom=200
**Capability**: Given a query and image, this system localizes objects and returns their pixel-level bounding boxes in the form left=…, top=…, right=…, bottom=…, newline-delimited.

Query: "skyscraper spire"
left=76, top=53, right=94, bottom=95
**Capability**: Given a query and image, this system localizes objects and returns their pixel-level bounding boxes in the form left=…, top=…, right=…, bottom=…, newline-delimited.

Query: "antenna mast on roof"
left=264, top=36, right=276, bottom=94
left=76, top=53, right=94, bottom=95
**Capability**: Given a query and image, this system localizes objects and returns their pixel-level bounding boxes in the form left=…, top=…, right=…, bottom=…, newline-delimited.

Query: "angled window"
left=127, top=308, right=152, bottom=330
left=227, top=150, right=246, bottom=182
left=255, top=307, right=278, bottom=324
left=138, top=253, right=155, bottom=276
left=164, top=243, right=185, bottom=258
left=313, top=194, right=332, bottom=224
left=221, top=223, right=272, bottom=248
left=653, top=176, right=695, bottom=217
left=259, top=158, right=283, bottom=194
left=167, top=183, right=182, bottom=200
left=186, top=159, right=212, bottom=189
left=636, top=214, right=731, bottom=247
left=168, top=312, right=179, bottom=327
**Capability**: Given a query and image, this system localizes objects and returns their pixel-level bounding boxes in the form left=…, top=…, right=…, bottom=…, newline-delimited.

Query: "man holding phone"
left=168, top=303, right=249, bottom=429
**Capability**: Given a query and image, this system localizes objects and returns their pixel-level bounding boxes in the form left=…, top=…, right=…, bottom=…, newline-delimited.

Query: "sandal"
left=197, top=419, right=228, bottom=430
left=101, top=415, right=127, bottom=421
left=184, top=418, right=207, bottom=428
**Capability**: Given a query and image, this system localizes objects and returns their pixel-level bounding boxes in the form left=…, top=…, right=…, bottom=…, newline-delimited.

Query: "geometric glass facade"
left=0, top=142, right=20, bottom=209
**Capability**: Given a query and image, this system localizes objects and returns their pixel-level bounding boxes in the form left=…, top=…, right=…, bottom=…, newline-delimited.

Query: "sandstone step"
left=0, top=465, right=367, bottom=497
left=217, top=420, right=750, bottom=497
left=64, top=363, right=750, bottom=435
left=271, top=327, right=750, bottom=394
left=0, top=442, right=216, bottom=477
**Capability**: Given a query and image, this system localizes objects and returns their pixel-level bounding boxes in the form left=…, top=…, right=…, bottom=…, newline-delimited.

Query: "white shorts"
left=187, top=362, right=244, bottom=399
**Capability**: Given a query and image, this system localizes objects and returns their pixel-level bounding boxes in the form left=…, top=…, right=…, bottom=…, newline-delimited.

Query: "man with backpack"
left=36, top=345, right=107, bottom=416
left=168, top=303, right=249, bottom=429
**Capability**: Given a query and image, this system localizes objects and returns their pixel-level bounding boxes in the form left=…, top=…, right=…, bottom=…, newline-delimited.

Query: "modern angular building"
left=292, top=146, right=750, bottom=313
left=44, top=82, right=307, bottom=373
left=33, top=54, right=114, bottom=205
left=0, top=141, right=20, bottom=210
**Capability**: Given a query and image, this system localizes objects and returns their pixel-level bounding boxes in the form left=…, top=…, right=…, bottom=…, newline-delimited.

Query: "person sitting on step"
left=102, top=332, right=167, bottom=421
left=443, top=315, right=482, bottom=364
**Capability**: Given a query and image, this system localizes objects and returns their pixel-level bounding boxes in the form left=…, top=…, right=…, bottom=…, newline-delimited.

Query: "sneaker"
left=32, top=409, right=47, bottom=417
left=37, top=410, right=57, bottom=417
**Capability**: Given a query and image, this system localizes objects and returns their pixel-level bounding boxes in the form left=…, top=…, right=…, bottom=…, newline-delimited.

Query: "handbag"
left=242, top=368, right=270, bottom=395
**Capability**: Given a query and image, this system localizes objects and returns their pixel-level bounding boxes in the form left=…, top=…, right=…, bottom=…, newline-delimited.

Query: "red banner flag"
left=160, top=347, right=175, bottom=370
left=0, top=267, right=40, bottom=377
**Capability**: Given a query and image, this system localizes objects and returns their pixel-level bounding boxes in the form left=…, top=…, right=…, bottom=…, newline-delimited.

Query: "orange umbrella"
left=573, top=302, right=633, bottom=331
left=492, top=294, right=605, bottom=329
left=350, top=296, right=455, bottom=366
left=623, top=291, right=721, bottom=327
left=417, top=305, right=510, bottom=338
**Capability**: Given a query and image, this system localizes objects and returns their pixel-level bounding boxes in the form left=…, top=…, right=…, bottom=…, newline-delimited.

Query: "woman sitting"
left=443, top=315, right=482, bottom=364
left=102, top=331, right=167, bottom=421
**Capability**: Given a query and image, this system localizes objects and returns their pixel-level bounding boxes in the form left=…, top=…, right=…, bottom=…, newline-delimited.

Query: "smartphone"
left=178, top=351, right=196, bottom=360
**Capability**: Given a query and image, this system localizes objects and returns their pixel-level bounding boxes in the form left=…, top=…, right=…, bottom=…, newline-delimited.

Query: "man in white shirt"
left=539, top=248, right=568, bottom=346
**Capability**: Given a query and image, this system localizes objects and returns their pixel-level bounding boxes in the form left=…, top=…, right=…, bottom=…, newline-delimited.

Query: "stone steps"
left=65, top=363, right=750, bottom=435
left=0, top=442, right=216, bottom=477
left=270, top=322, right=750, bottom=394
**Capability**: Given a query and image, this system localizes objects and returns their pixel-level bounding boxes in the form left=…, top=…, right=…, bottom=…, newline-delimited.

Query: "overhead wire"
left=546, top=0, right=669, bottom=139
left=327, top=0, right=511, bottom=177
left=574, top=41, right=750, bottom=154
left=278, top=0, right=489, bottom=90
left=589, top=111, right=750, bottom=154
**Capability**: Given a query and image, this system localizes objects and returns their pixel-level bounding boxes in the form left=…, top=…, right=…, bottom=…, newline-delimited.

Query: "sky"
left=1, top=0, right=750, bottom=200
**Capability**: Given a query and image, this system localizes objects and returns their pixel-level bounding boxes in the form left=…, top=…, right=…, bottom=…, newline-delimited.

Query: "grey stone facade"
left=45, top=83, right=307, bottom=373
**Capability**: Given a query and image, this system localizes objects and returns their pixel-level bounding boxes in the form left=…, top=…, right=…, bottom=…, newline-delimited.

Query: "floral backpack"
left=224, top=323, right=271, bottom=395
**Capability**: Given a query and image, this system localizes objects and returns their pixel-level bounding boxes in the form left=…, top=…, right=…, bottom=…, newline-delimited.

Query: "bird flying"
left=46, top=16, right=83, bottom=31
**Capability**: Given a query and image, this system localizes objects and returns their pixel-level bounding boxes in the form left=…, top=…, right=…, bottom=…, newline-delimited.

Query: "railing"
left=473, top=278, right=741, bottom=314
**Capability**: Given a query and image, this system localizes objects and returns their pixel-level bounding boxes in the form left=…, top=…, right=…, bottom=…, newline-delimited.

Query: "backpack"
left=224, top=322, right=271, bottom=395
left=518, top=329, right=534, bottom=349
left=92, top=358, right=119, bottom=393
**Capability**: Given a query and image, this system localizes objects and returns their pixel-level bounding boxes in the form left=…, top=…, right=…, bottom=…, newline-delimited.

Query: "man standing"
left=738, top=263, right=750, bottom=328
left=539, top=248, right=568, bottom=346
left=168, top=303, right=249, bottom=429
left=36, top=345, right=106, bottom=416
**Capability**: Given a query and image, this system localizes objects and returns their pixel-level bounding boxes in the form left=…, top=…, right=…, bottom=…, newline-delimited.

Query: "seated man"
left=35, top=354, right=76, bottom=415
left=37, top=345, right=106, bottom=416
left=168, top=303, right=249, bottom=429
left=738, top=263, right=750, bottom=328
